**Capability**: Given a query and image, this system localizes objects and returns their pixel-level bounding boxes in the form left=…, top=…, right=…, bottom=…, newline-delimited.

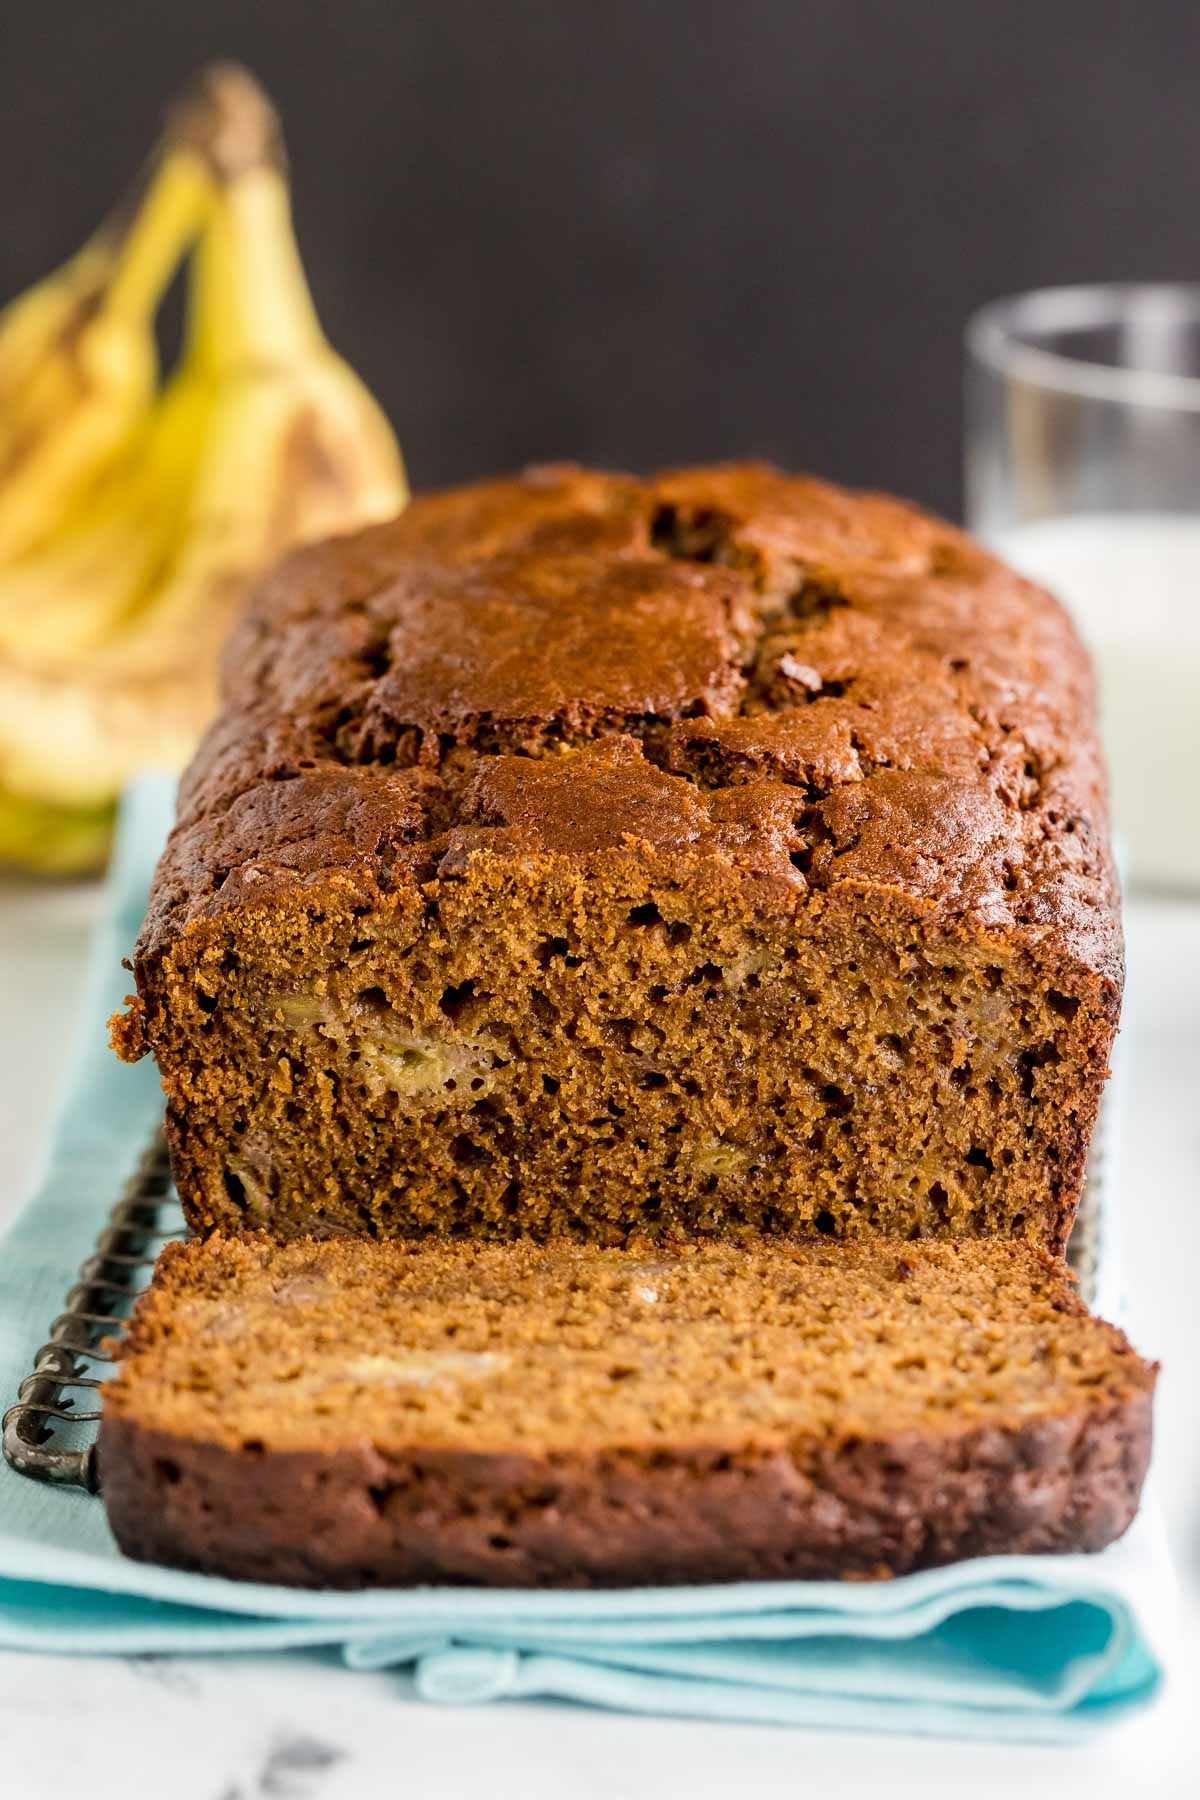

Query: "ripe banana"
left=0, top=145, right=211, bottom=564
left=0, top=63, right=407, bottom=866
left=0, top=371, right=210, bottom=666
left=94, top=76, right=405, bottom=679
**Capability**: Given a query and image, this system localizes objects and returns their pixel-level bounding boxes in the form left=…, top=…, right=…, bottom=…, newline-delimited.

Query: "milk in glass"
left=990, top=514, right=1200, bottom=889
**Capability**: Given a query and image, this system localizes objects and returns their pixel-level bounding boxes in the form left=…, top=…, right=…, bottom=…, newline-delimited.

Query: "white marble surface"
left=1, top=878, right=1198, bottom=1798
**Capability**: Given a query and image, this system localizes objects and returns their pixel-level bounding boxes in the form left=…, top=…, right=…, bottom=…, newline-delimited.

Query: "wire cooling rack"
left=2, top=1129, right=185, bottom=1492
left=2, top=1104, right=1112, bottom=1494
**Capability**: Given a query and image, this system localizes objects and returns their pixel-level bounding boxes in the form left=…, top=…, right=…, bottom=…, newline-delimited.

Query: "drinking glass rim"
left=966, top=283, right=1200, bottom=412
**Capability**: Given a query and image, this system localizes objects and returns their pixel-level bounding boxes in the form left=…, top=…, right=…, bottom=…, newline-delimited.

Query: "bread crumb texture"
left=105, top=1236, right=1150, bottom=1451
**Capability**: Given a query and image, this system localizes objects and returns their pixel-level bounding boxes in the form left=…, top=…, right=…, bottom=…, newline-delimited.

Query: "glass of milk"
left=966, top=284, right=1200, bottom=891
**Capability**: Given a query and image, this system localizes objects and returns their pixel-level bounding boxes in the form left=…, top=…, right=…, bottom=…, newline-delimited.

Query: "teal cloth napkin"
left=0, top=780, right=1171, bottom=1741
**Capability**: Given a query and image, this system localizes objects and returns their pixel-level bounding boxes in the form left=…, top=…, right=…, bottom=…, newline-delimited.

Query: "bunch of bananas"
left=0, top=63, right=407, bottom=873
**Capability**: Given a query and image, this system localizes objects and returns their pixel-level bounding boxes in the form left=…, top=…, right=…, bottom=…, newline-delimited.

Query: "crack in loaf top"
left=142, top=462, right=1119, bottom=981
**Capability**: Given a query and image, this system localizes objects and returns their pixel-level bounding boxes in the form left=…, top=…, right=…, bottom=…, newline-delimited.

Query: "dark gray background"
left=2, top=1, right=1195, bottom=517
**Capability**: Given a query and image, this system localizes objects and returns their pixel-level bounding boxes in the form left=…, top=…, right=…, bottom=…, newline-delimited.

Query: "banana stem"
left=164, top=61, right=324, bottom=372
left=60, top=63, right=279, bottom=332
left=186, top=166, right=326, bottom=372
left=100, top=150, right=215, bottom=326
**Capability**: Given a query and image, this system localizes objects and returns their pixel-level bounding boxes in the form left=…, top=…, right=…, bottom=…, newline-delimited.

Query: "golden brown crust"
left=129, top=461, right=1119, bottom=981
left=99, top=1401, right=1155, bottom=1588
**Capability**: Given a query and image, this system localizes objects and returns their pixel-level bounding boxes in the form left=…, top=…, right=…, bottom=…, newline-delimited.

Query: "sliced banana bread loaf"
left=99, top=1234, right=1155, bottom=1588
left=111, top=463, right=1121, bottom=1252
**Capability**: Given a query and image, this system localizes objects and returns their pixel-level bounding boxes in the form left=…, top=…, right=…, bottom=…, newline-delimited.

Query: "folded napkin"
left=0, top=780, right=1171, bottom=1741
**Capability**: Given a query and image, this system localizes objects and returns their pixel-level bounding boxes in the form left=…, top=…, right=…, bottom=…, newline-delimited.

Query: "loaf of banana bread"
left=98, top=1234, right=1155, bottom=1587
left=111, top=463, right=1121, bottom=1251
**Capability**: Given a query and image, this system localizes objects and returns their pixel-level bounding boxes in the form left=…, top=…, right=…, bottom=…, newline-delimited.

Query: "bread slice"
left=98, top=1235, right=1155, bottom=1588
left=110, top=464, right=1121, bottom=1256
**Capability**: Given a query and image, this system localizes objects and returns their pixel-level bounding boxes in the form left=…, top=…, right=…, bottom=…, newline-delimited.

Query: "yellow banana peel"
left=0, top=63, right=407, bottom=873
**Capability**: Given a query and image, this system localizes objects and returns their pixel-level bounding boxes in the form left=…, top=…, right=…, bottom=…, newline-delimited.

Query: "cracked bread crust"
left=129, top=461, right=1116, bottom=970
left=98, top=1236, right=1155, bottom=1589
left=111, top=464, right=1121, bottom=1250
